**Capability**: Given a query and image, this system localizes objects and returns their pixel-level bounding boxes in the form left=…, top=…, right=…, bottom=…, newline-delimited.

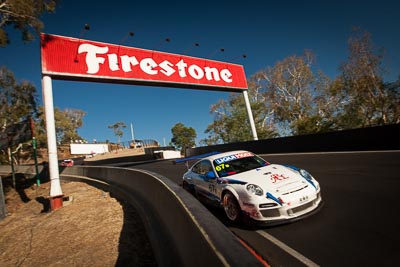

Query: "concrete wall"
left=0, top=164, right=264, bottom=267
left=186, top=124, right=400, bottom=157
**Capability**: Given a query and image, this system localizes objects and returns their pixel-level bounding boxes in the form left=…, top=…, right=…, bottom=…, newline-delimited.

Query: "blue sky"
left=1, top=0, right=399, bottom=146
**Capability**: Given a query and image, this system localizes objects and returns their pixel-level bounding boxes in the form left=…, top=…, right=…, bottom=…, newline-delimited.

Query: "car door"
left=190, top=160, right=218, bottom=201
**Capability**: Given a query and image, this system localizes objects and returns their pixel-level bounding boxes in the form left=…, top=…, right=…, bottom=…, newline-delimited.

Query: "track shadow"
left=113, top=196, right=158, bottom=267
left=35, top=196, right=50, bottom=213
left=1, top=166, right=51, bottom=213
left=1, top=173, right=33, bottom=203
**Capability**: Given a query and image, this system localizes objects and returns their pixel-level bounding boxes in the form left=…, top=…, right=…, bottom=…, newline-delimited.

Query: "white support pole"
left=243, top=90, right=258, bottom=140
left=130, top=123, right=135, bottom=148
left=130, top=123, right=135, bottom=141
left=42, top=76, right=63, bottom=200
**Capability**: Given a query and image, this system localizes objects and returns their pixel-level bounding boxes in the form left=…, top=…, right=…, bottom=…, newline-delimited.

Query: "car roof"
left=204, top=150, right=251, bottom=161
left=175, top=150, right=254, bottom=165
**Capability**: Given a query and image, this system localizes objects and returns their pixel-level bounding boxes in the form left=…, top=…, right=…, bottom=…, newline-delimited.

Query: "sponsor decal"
left=208, top=184, right=217, bottom=194
left=270, top=174, right=289, bottom=183
left=215, top=163, right=230, bottom=172
left=41, top=33, right=248, bottom=91
left=217, top=178, right=247, bottom=185
left=214, top=152, right=253, bottom=164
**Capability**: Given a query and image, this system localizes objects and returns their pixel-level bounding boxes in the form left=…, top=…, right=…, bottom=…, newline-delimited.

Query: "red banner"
left=40, top=33, right=248, bottom=91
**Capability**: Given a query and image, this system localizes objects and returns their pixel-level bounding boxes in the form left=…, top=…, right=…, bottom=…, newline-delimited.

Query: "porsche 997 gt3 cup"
left=181, top=150, right=323, bottom=226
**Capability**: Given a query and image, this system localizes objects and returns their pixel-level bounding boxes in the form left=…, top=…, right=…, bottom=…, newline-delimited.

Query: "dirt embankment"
left=0, top=175, right=157, bottom=267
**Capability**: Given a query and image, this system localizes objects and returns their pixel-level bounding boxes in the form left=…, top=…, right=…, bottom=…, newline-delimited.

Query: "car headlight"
left=299, top=169, right=319, bottom=189
left=299, top=169, right=313, bottom=180
left=246, top=184, right=263, bottom=196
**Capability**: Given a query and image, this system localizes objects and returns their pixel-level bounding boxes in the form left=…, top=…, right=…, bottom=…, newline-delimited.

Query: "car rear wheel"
left=223, top=192, right=241, bottom=222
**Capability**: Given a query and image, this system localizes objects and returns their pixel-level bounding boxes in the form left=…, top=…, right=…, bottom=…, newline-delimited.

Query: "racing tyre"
left=223, top=192, right=241, bottom=223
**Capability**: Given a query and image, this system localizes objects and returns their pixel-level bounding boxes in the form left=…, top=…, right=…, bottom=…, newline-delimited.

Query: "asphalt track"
left=126, top=151, right=400, bottom=266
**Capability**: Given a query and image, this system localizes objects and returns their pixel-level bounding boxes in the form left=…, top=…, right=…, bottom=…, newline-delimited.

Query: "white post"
left=130, top=123, right=135, bottom=141
left=130, top=123, right=135, bottom=148
left=42, top=76, right=63, bottom=199
left=243, top=90, right=258, bottom=140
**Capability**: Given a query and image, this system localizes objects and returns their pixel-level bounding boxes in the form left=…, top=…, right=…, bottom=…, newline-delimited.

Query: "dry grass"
left=0, top=175, right=157, bottom=267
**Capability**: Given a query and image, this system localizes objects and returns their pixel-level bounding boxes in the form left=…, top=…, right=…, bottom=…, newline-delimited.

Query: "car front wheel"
left=222, top=192, right=241, bottom=222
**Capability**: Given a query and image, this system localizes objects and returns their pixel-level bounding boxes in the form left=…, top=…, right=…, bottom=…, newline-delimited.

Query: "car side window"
left=192, top=160, right=212, bottom=175
left=200, top=160, right=212, bottom=175
left=192, top=162, right=201, bottom=174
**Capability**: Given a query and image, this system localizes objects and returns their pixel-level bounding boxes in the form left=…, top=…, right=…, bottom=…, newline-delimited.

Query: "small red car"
left=60, top=159, right=74, bottom=167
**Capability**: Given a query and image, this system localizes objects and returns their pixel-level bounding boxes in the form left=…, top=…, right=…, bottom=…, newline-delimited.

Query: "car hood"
left=220, top=164, right=308, bottom=194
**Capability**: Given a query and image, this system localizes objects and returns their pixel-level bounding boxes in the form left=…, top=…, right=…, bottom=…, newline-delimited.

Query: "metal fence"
left=115, top=139, right=160, bottom=149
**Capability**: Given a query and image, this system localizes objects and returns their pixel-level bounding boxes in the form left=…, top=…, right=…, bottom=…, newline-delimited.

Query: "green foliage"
left=0, top=66, right=38, bottom=126
left=204, top=50, right=331, bottom=143
left=55, top=108, right=86, bottom=144
left=202, top=92, right=277, bottom=145
left=320, top=33, right=397, bottom=130
left=35, top=107, right=86, bottom=146
left=108, top=122, right=126, bottom=145
left=0, top=0, right=58, bottom=46
left=204, top=28, right=399, bottom=143
left=382, top=78, right=400, bottom=124
left=256, top=50, right=335, bottom=136
left=293, top=115, right=335, bottom=135
left=0, top=66, right=86, bottom=160
left=334, top=27, right=400, bottom=129
left=170, top=122, right=196, bottom=151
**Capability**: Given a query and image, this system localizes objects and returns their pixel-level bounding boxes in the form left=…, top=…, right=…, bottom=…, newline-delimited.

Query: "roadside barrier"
left=185, top=123, right=400, bottom=157
left=0, top=165, right=265, bottom=267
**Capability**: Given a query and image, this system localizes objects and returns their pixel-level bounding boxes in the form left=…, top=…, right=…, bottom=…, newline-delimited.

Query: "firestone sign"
left=40, top=33, right=256, bottom=206
left=41, top=33, right=248, bottom=91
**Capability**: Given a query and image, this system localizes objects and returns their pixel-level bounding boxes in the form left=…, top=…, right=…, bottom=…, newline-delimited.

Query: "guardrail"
left=0, top=165, right=264, bottom=267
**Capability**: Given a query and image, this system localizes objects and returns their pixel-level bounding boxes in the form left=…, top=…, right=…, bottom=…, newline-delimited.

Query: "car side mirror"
left=206, top=171, right=216, bottom=179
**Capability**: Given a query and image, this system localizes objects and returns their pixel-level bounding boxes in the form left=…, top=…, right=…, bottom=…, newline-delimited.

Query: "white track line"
left=256, top=230, right=320, bottom=267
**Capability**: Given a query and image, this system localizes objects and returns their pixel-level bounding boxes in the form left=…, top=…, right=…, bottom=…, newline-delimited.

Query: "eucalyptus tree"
left=108, top=122, right=127, bottom=145
left=249, top=50, right=335, bottom=136
left=202, top=90, right=277, bottom=145
left=382, top=78, right=400, bottom=124
left=171, top=122, right=196, bottom=151
left=33, top=107, right=87, bottom=146
left=334, top=27, right=399, bottom=128
left=0, top=66, right=38, bottom=127
left=0, top=0, right=58, bottom=46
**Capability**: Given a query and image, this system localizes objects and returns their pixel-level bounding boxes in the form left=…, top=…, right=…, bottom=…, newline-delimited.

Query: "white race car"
left=181, top=150, right=323, bottom=226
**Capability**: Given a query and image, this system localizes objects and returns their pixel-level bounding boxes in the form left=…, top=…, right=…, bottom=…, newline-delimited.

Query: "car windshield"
left=213, top=153, right=268, bottom=177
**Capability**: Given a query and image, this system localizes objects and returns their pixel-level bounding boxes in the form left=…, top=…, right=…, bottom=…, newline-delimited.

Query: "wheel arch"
left=221, top=187, right=240, bottom=205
